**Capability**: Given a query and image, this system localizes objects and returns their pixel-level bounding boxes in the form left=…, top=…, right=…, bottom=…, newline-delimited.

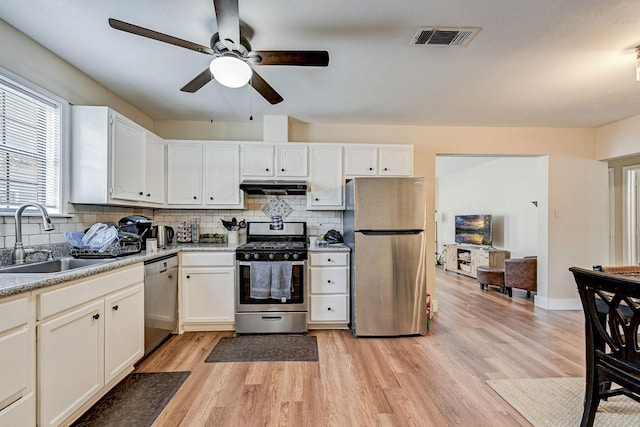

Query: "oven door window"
left=238, top=262, right=305, bottom=304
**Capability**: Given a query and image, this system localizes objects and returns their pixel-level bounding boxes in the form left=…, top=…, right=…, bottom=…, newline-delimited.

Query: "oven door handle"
left=237, top=261, right=305, bottom=266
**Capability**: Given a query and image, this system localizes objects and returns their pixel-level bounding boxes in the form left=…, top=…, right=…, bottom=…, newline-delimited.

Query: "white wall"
left=437, top=157, right=539, bottom=258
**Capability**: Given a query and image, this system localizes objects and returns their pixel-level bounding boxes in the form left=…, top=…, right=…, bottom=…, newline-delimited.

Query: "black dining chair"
left=569, top=267, right=640, bottom=427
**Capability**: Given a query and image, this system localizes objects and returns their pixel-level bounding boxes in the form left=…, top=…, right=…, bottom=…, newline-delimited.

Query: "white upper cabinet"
left=241, top=144, right=274, bottom=177
left=205, top=144, right=243, bottom=206
left=307, top=145, right=344, bottom=210
left=167, top=142, right=203, bottom=205
left=276, top=145, right=308, bottom=177
left=344, top=144, right=413, bottom=177
left=144, top=132, right=166, bottom=204
left=167, top=141, right=243, bottom=208
left=379, top=146, right=413, bottom=176
left=344, top=146, right=378, bottom=176
left=242, top=144, right=308, bottom=178
left=70, top=106, right=166, bottom=206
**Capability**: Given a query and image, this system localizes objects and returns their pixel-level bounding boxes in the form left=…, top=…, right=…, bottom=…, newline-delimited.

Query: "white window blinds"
left=0, top=77, right=61, bottom=211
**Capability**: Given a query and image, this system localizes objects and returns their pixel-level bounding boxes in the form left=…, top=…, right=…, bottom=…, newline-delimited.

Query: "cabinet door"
left=379, top=146, right=413, bottom=176
left=144, top=132, right=165, bottom=204
left=105, top=285, right=144, bottom=383
left=205, top=144, right=243, bottom=206
left=242, top=144, right=274, bottom=177
left=111, top=114, right=147, bottom=201
left=167, top=142, right=203, bottom=205
left=276, top=145, right=308, bottom=177
left=307, top=145, right=344, bottom=209
left=38, top=301, right=104, bottom=427
left=182, top=269, right=235, bottom=323
left=344, top=146, right=377, bottom=176
left=444, top=245, right=458, bottom=271
left=0, top=297, right=30, bottom=412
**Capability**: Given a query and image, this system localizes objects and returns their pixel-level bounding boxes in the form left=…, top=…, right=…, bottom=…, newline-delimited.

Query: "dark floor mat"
left=205, top=335, right=318, bottom=362
left=71, top=371, right=190, bottom=427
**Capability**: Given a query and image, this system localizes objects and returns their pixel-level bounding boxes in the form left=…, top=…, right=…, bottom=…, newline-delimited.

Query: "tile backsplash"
left=0, top=195, right=342, bottom=251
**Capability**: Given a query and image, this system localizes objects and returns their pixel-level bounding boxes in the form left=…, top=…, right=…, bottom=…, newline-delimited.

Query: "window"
left=0, top=68, right=66, bottom=214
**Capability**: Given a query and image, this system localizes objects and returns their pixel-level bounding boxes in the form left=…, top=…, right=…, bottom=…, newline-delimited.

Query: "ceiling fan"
left=108, top=0, right=329, bottom=105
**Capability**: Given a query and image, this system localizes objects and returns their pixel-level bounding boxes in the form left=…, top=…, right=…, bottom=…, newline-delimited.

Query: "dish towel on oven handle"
left=271, top=261, right=293, bottom=300
left=250, top=262, right=272, bottom=299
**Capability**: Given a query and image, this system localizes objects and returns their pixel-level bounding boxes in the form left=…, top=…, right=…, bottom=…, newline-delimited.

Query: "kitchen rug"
left=205, top=335, right=318, bottom=362
left=486, top=377, right=640, bottom=426
left=71, top=371, right=190, bottom=427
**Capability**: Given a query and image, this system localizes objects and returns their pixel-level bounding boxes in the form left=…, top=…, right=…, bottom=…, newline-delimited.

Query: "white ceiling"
left=2, top=0, right=640, bottom=127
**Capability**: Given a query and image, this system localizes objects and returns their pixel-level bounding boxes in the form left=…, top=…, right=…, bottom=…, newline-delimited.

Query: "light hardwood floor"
left=137, top=266, right=585, bottom=426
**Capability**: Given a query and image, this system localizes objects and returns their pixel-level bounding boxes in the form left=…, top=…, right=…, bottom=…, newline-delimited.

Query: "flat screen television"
left=455, top=214, right=492, bottom=246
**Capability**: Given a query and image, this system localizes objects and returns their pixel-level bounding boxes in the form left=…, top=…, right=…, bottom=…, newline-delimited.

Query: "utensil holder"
left=228, top=230, right=239, bottom=245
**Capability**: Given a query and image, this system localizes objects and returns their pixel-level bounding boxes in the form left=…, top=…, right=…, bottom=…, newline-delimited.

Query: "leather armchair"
left=504, top=256, right=537, bottom=297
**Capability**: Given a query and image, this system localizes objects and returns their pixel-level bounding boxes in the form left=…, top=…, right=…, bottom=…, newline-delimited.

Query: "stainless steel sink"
left=0, top=257, right=116, bottom=273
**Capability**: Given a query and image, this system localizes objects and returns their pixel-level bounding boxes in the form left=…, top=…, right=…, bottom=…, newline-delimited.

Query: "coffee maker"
left=118, top=215, right=153, bottom=249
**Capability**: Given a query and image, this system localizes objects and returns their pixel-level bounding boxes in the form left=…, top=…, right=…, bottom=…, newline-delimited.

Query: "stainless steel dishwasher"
left=144, top=254, right=178, bottom=355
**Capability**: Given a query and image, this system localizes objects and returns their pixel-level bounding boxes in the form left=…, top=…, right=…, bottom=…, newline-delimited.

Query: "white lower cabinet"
left=180, top=252, right=236, bottom=331
left=38, top=300, right=105, bottom=427
left=0, top=295, right=35, bottom=426
left=308, top=252, right=350, bottom=328
left=37, top=265, right=144, bottom=427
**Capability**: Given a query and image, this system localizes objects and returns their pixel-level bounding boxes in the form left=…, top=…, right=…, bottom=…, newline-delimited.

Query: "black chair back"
left=569, top=267, right=640, bottom=427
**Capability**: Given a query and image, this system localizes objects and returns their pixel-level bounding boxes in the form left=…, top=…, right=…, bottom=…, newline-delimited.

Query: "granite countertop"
left=0, top=242, right=238, bottom=299
left=308, top=243, right=350, bottom=252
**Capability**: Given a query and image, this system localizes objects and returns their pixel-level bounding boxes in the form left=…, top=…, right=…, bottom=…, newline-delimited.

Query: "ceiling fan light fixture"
left=210, top=56, right=251, bottom=88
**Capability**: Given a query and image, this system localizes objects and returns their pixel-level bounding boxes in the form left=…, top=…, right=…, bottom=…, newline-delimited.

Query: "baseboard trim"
left=534, top=295, right=581, bottom=310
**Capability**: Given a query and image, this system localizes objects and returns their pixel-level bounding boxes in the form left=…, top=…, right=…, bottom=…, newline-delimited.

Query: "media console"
left=443, top=244, right=510, bottom=279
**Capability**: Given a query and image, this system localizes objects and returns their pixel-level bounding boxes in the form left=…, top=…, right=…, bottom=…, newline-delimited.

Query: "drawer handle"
left=138, top=191, right=144, bottom=196
left=327, top=307, right=332, bottom=311
left=186, top=275, right=190, bottom=279
left=93, top=313, right=100, bottom=320
left=112, top=305, right=119, bottom=311
left=262, top=316, right=282, bottom=321
left=327, top=258, right=332, bottom=262
left=327, top=280, right=332, bottom=284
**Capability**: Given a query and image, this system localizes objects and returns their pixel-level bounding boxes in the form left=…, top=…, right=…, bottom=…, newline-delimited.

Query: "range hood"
left=240, top=180, right=308, bottom=195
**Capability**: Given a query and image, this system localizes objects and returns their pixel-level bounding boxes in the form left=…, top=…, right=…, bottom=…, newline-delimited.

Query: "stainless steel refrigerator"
left=343, top=177, right=427, bottom=336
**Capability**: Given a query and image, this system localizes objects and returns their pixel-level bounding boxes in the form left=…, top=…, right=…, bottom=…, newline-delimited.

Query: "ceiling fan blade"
left=108, top=18, right=214, bottom=55
left=250, top=69, right=283, bottom=105
left=180, top=68, right=213, bottom=93
left=251, top=51, right=329, bottom=66
left=213, top=0, right=240, bottom=47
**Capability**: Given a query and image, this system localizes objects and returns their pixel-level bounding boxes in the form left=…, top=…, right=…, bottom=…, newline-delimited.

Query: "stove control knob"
left=283, top=253, right=290, bottom=260
left=244, top=253, right=251, bottom=260
left=253, top=253, right=260, bottom=260
left=269, top=253, right=275, bottom=260
left=293, top=253, right=300, bottom=260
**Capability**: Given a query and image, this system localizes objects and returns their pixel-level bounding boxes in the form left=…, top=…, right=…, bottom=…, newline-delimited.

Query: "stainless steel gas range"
left=235, top=222, right=308, bottom=334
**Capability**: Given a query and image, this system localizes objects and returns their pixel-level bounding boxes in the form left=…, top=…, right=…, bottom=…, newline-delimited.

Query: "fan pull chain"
left=249, top=76, right=253, bottom=121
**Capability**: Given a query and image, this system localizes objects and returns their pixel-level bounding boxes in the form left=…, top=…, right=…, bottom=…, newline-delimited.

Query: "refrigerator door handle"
left=359, top=229, right=423, bottom=235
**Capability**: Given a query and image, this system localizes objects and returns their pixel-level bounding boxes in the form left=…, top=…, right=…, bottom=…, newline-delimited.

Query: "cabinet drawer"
left=310, top=268, right=348, bottom=294
left=309, top=252, right=348, bottom=267
left=38, top=264, right=144, bottom=320
left=181, top=252, right=235, bottom=267
left=0, top=296, right=28, bottom=332
left=310, top=295, right=348, bottom=322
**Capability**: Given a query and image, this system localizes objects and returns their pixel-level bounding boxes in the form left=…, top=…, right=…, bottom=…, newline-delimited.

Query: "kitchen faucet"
left=13, top=202, right=55, bottom=265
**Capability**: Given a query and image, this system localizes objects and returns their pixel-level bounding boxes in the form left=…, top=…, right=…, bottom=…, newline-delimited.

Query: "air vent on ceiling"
left=411, top=27, right=480, bottom=47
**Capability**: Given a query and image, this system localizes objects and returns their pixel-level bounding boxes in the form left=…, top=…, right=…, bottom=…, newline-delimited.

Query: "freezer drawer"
left=352, top=232, right=426, bottom=336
